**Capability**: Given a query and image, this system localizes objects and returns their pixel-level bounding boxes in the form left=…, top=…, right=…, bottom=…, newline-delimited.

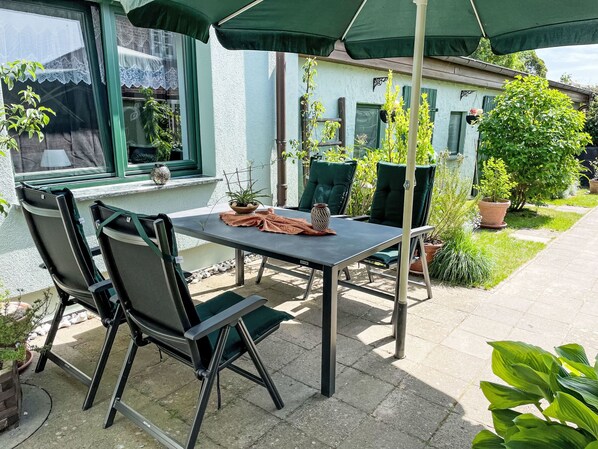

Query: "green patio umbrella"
left=120, top=0, right=598, bottom=358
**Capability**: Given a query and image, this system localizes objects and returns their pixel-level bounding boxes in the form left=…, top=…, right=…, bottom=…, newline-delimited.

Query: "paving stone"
left=286, top=396, right=367, bottom=447
left=338, top=416, right=426, bottom=449
left=373, top=388, right=451, bottom=441
left=442, top=328, right=493, bottom=360
left=403, top=314, right=453, bottom=344
left=276, top=320, right=323, bottom=350
left=351, top=348, right=416, bottom=386
left=334, top=366, right=395, bottom=413
left=429, top=412, right=488, bottom=449
left=250, top=422, right=332, bottom=449
left=421, top=345, right=486, bottom=383
left=458, top=315, right=513, bottom=340
left=280, top=345, right=346, bottom=389
left=376, top=334, right=437, bottom=363
left=471, top=303, right=524, bottom=327
left=399, top=364, right=469, bottom=409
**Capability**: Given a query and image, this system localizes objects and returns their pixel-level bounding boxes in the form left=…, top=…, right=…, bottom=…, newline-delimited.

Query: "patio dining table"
left=170, top=207, right=404, bottom=397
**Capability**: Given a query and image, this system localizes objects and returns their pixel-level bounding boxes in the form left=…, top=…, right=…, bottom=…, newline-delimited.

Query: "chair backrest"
left=16, top=185, right=112, bottom=319
left=90, top=202, right=210, bottom=370
left=297, top=159, right=357, bottom=215
left=369, top=162, right=436, bottom=229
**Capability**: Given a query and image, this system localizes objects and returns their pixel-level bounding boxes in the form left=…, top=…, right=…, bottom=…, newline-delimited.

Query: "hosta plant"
left=472, top=340, right=598, bottom=449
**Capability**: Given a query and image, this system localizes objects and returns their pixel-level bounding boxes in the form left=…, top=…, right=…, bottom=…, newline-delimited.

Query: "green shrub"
left=478, top=157, right=516, bottom=202
left=428, top=230, right=491, bottom=286
left=479, top=75, right=591, bottom=210
left=473, top=341, right=598, bottom=449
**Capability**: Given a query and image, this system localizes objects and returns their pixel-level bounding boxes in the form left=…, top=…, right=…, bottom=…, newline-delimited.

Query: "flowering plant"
left=469, top=108, right=483, bottom=116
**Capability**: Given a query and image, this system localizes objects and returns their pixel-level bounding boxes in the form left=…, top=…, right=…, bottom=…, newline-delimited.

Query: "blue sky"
left=536, top=44, right=598, bottom=86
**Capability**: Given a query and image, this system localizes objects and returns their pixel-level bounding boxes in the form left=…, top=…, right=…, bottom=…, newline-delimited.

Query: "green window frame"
left=402, top=86, right=438, bottom=122
left=482, top=95, right=497, bottom=114
left=447, top=111, right=467, bottom=156
left=354, top=103, right=381, bottom=158
left=5, top=0, right=201, bottom=189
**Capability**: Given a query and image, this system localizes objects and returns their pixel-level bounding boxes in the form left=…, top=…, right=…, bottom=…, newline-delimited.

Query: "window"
left=447, top=112, right=466, bottom=155
left=354, top=104, right=381, bottom=158
left=0, top=0, right=200, bottom=186
left=402, top=86, right=438, bottom=122
left=482, top=95, right=497, bottom=114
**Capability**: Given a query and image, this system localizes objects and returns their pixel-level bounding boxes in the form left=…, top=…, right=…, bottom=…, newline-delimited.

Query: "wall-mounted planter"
left=466, top=114, right=480, bottom=125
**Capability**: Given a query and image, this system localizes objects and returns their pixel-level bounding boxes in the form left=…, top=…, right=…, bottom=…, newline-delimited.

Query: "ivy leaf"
left=544, top=392, right=598, bottom=439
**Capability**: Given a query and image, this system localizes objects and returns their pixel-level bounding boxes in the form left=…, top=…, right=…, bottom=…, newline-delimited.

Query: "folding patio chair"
left=256, top=158, right=357, bottom=299
left=91, top=202, right=291, bottom=449
left=17, top=184, right=124, bottom=410
left=348, top=162, right=436, bottom=305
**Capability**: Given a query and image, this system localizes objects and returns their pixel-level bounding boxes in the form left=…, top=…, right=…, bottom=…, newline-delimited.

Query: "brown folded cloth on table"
left=220, top=208, right=335, bottom=236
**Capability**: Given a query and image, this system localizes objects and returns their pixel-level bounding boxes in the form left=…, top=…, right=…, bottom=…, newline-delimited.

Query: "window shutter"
left=402, top=86, right=437, bottom=122
left=402, top=86, right=411, bottom=110
left=482, top=95, right=497, bottom=113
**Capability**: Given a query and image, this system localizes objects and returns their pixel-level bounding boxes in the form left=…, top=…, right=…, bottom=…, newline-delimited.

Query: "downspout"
left=275, top=52, right=287, bottom=206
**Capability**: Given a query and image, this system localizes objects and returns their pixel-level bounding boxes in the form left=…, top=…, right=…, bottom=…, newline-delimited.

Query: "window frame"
left=354, top=102, right=382, bottom=154
left=447, top=111, right=467, bottom=156
left=7, top=0, right=202, bottom=189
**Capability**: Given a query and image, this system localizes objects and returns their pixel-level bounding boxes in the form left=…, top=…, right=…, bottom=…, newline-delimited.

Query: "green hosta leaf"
left=557, top=377, right=598, bottom=411
left=585, top=441, right=598, bottom=449
left=563, top=360, right=598, bottom=380
left=472, top=430, right=505, bottom=449
left=481, top=381, right=543, bottom=410
left=492, top=409, right=521, bottom=437
left=490, top=341, right=560, bottom=383
left=504, top=423, right=592, bottom=449
left=544, top=392, right=598, bottom=439
left=556, top=344, right=591, bottom=365
left=491, top=349, right=553, bottom=397
left=510, top=363, right=554, bottom=399
left=512, top=413, right=549, bottom=430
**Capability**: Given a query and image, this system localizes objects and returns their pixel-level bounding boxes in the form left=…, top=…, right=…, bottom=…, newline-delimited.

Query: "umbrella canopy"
left=121, top=0, right=598, bottom=59
left=120, top=0, right=598, bottom=360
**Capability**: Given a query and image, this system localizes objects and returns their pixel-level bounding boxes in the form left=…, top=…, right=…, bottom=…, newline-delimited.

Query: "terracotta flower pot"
left=590, top=179, right=598, bottom=194
left=478, top=198, right=510, bottom=228
left=410, top=242, right=443, bottom=274
left=229, top=202, right=259, bottom=215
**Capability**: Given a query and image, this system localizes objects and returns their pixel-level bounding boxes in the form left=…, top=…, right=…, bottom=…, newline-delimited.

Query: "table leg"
left=321, top=266, right=338, bottom=397
left=235, top=249, right=245, bottom=286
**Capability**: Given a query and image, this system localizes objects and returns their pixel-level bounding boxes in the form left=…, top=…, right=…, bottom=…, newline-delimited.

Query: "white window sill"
left=72, top=176, right=222, bottom=201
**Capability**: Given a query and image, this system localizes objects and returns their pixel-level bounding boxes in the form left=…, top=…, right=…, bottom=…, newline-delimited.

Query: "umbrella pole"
left=395, top=0, right=429, bottom=359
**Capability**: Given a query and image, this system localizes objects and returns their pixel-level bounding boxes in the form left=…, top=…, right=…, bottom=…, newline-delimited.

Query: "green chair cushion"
left=195, top=291, right=293, bottom=361
left=365, top=246, right=399, bottom=267
left=297, top=160, right=357, bottom=215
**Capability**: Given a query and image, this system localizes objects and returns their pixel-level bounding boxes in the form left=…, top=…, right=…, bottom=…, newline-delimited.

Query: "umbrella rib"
left=469, top=0, right=487, bottom=37
left=218, top=0, right=264, bottom=26
left=341, top=0, right=368, bottom=41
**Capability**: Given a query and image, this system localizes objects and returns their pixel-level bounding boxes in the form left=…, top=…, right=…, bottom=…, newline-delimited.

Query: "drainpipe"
left=275, top=52, right=287, bottom=206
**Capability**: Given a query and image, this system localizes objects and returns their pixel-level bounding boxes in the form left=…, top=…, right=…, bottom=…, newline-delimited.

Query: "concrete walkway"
left=13, top=207, right=598, bottom=449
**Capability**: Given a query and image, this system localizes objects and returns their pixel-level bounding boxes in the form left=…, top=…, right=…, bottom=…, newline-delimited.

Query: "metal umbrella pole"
left=395, top=0, right=429, bottom=359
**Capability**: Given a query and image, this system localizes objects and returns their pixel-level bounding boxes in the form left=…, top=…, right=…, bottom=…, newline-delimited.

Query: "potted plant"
left=477, top=157, right=516, bottom=228
left=588, top=157, right=598, bottom=194
left=0, top=287, right=49, bottom=432
left=466, top=107, right=483, bottom=125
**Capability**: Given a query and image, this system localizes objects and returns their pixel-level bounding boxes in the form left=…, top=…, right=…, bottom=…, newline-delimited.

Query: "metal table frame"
left=170, top=208, right=404, bottom=397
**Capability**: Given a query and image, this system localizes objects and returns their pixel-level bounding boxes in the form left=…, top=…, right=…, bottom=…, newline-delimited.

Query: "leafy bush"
left=429, top=230, right=491, bottom=286
left=427, top=151, right=479, bottom=242
left=473, top=341, right=598, bottom=449
left=478, top=157, right=516, bottom=202
left=479, top=75, right=591, bottom=210
left=585, top=96, right=598, bottom=146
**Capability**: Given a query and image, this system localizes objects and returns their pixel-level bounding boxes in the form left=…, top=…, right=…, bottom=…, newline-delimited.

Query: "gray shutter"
left=402, top=86, right=411, bottom=110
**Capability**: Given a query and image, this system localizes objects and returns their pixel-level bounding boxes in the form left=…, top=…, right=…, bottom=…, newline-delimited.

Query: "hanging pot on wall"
left=150, top=164, right=171, bottom=185
left=379, top=109, right=399, bottom=124
left=466, top=114, right=480, bottom=125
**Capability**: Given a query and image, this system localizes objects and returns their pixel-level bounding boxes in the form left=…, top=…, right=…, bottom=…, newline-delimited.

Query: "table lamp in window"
left=41, top=149, right=71, bottom=170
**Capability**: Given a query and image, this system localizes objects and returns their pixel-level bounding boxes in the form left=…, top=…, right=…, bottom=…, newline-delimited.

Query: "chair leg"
left=105, top=339, right=138, bottom=428
left=365, top=265, right=374, bottom=283
left=303, top=269, right=316, bottom=300
left=35, top=297, right=67, bottom=373
left=82, top=305, right=123, bottom=410
left=236, top=320, right=284, bottom=410
left=185, top=326, right=230, bottom=449
left=256, top=256, right=268, bottom=284
left=418, top=237, right=433, bottom=300
left=342, top=267, right=351, bottom=281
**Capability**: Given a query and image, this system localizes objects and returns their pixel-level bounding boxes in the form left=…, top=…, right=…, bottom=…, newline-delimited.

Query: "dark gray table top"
left=170, top=207, right=403, bottom=269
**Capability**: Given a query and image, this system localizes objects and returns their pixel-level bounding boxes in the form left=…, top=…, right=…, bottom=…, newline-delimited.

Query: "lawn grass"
left=505, top=206, right=583, bottom=232
left=473, top=230, right=546, bottom=289
left=544, top=189, right=598, bottom=208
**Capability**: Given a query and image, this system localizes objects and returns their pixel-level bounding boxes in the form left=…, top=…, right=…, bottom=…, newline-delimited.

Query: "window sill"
left=71, top=176, right=222, bottom=201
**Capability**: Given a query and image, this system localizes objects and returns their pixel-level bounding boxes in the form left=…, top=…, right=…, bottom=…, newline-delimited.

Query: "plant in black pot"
left=466, top=107, right=483, bottom=125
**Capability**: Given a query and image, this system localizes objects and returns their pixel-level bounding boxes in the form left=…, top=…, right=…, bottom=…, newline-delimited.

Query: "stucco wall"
left=299, top=58, right=503, bottom=181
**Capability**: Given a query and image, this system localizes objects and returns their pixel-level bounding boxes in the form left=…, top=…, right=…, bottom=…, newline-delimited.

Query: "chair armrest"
left=410, top=225, right=434, bottom=239
left=109, top=294, right=119, bottom=305
left=332, top=214, right=350, bottom=219
left=89, top=279, right=113, bottom=294
left=90, top=246, right=101, bottom=257
left=184, top=295, right=267, bottom=341
left=349, top=215, right=370, bottom=222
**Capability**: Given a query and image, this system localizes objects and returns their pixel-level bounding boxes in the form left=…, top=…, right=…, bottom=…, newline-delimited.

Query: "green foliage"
left=428, top=229, right=492, bottom=286
left=478, top=75, right=591, bottom=210
left=589, top=158, right=598, bottom=181
left=381, top=70, right=434, bottom=165
left=470, top=38, right=547, bottom=78
left=286, top=58, right=340, bottom=184
left=585, top=97, right=598, bottom=146
left=140, top=87, right=182, bottom=162
left=0, top=286, right=50, bottom=369
left=427, top=151, right=479, bottom=242
left=473, top=341, right=598, bottom=449
left=0, top=60, right=55, bottom=216
left=478, top=157, right=516, bottom=202
left=506, top=206, right=583, bottom=232
left=224, top=167, right=269, bottom=207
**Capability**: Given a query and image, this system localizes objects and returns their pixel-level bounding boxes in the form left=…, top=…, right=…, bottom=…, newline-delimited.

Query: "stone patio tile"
left=130, top=358, right=197, bottom=400
left=338, top=317, right=394, bottom=347
left=276, top=320, right=323, bottom=350
left=409, top=302, right=468, bottom=327
left=471, top=303, right=524, bottom=327
left=524, top=300, right=581, bottom=324
left=244, top=372, right=318, bottom=418
left=442, top=328, right=493, bottom=360
left=286, top=396, right=368, bottom=447
left=458, top=315, right=513, bottom=340
left=403, top=314, right=453, bottom=344
left=399, top=364, right=469, bottom=409
left=250, top=334, right=307, bottom=372
left=336, top=333, right=371, bottom=366
left=580, top=299, right=598, bottom=317
left=421, top=345, right=486, bottom=383
left=373, top=388, right=451, bottom=441
left=334, top=366, right=395, bottom=413
left=202, top=398, right=280, bottom=449
left=338, top=416, right=426, bottom=449
left=280, top=345, right=346, bottom=389
left=456, top=383, right=494, bottom=428
left=429, top=412, right=487, bottom=449
left=515, top=313, right=570, bottom=340
left=299, top=306, right=360, bottom=330
left=351, top=348, right=417, bottom=386
left=507, top=327, right=565, bottom=351
left=376, top=334, right=437, bottom=363
left=250, top=422, right=332, bottom=449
